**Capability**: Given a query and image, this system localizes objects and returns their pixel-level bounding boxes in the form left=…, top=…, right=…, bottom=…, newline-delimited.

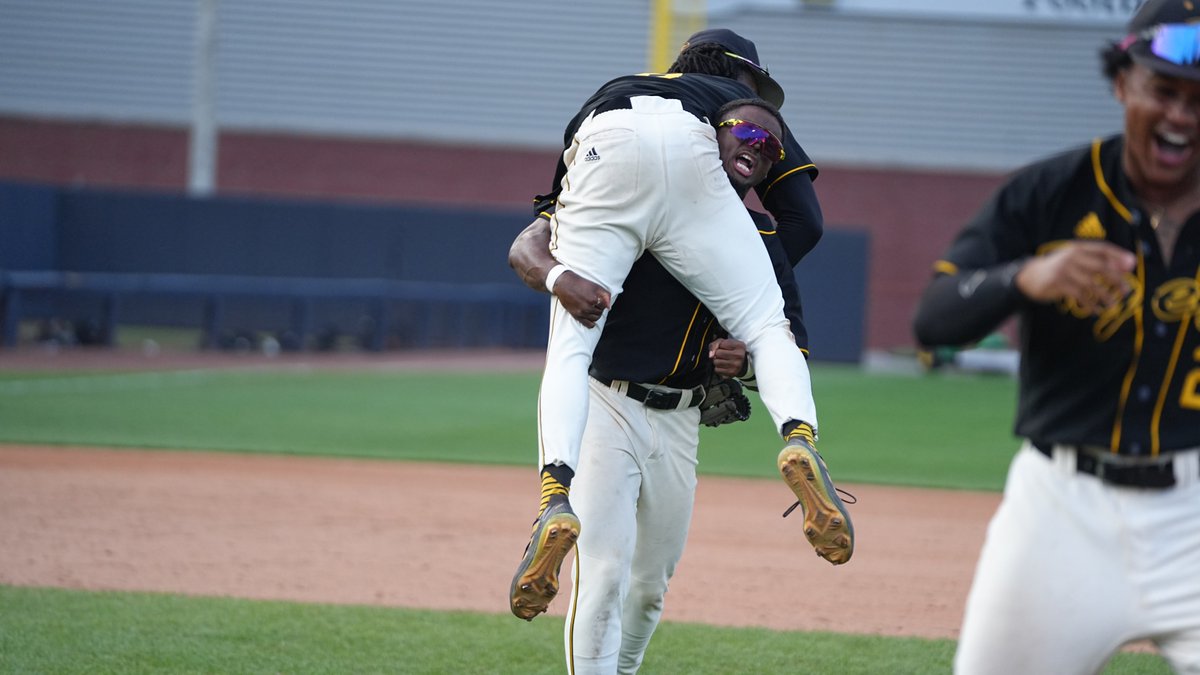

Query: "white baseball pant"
left=536, top=94, right=816, bottom=472
left=564, top=378, right=700, bottom=675
left=955, top=441, right=1200, bottom=674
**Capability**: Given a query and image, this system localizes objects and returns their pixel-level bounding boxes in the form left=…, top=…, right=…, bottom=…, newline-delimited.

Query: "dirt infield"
left=0, top=445, right=995, bottom=639
left=0, top=348, right=993, bottom=640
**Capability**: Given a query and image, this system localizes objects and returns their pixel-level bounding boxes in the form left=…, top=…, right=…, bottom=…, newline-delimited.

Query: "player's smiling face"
left=717, top=104, right=783, bottom=197
left=1117, top=62, right=1200, bottom=194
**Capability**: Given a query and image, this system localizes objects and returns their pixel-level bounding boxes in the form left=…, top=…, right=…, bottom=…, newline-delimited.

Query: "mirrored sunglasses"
left=1130, top=23, right=1200, bottom=66
left=717, top=118, right=785, bottom=163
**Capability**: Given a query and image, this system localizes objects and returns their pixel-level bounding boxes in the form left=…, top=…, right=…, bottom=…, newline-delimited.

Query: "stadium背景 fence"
left=0, top=181, right=868, bottom=360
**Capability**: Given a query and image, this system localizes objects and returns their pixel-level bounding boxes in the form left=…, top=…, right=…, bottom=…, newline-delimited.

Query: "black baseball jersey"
left=534, top=72, right=823, bottom=266
left=589, top=210, right=807, bottom=390
left=916, top=135, right=1200, bottom=455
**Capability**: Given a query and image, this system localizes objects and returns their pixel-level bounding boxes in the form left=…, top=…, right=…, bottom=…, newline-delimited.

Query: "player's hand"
left=708, top=338, right=747, bottom=378
left=554, top=271, right=611, bottom=328
left=1015, top=241, right=1136, bottom=314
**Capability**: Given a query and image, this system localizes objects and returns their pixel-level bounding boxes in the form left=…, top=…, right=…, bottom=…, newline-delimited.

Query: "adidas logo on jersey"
left=584, top=147, right=600, bottom=162
left=1074, top=212, right=1106, bottom=239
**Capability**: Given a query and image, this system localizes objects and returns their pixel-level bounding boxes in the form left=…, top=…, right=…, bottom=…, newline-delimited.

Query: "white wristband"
left=544, top=264, right=569, bottom=293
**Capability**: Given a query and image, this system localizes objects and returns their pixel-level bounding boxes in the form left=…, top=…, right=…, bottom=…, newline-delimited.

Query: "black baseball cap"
left=1123, top=0, right=1200, bottom=81
left=681, top=28, right=786, bottom=108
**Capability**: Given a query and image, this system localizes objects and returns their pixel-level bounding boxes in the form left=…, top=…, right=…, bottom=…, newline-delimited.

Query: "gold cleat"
left=509, top=499, right=581, bottom=620
left=778, top=440, right=854, bottom=565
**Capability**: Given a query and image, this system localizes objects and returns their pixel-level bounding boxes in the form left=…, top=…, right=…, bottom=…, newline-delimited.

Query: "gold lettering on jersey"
left=1182, top=346, right=1200, bottom=411
left=1151, top=278, right=1200, bottom=327
left=1073, top=212, right=1106, bottom=239
left=1085, top=276, right=1200, bottom=340
left=1036, top=240, right=1068, bottom=257
left=1091, top=274, right=1141, bottom=341
left=1038, top=241, right=1198, bottom=340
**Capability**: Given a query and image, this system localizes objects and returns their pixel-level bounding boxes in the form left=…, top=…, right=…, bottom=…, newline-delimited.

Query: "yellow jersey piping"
left=1152, top=264, right=1200, bottom=454
left=659, top=302, right=704, bottom=384
left=760, top=165, right=814, bottom=201
left=1093, top=138, right=1133, bottom=223
left=932, top=260, right=958, bottom=275
left=1091, top=137, right=1138, bottom=452
left=1111, top=239, right=1145, bottom=452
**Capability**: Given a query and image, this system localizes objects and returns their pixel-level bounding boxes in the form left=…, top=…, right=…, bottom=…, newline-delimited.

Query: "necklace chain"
left=1150, top=207, right=1164, bottom=231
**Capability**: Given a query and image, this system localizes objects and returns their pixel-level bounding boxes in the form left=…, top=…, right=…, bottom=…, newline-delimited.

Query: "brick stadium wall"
left=814, top=167, right=1005, bottom=353
left=0, top=115, right=1006, bottom=352
left=0, top=117, right=560, bottom=209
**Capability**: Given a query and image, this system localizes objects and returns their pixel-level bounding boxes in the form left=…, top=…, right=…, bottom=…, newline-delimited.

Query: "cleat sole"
left=779, top=445, right=854, bottom=565
left=509, top=510, right=581, bottom=620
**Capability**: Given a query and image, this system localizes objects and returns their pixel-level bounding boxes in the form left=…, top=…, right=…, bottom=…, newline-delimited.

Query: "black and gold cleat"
left=509, top=499, right=581, bottom=620
left=778, top=436, right=854, bottom=565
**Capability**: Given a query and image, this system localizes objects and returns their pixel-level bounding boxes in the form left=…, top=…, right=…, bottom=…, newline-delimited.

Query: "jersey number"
left=1183, top=346, right=1200, bottom=410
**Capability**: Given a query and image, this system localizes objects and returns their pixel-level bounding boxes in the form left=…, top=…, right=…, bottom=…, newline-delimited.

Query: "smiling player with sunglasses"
left=913, top=1, right=1200, bottom=672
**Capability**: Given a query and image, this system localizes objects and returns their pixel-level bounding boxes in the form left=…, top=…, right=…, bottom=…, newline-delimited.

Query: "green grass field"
left=0, top=585, right=1170, bottom=675
left=0, top=362, right=1017, bottom=489
left=0, top=359, right=1173, bottom=673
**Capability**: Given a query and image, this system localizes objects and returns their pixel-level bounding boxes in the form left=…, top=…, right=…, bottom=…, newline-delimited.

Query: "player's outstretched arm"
left=913, top=262, right=1024, bottom=348
left=508, top=218, right=610, bottom=328
left=914, top=241, right=1136, bottom=347
left=758, top=170, right=823, bottom=266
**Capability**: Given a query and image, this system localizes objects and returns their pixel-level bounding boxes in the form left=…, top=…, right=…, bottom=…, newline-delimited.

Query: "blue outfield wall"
left=795, top=231, right=868, bottom=364
left=0, top=182, right=868, bottom=361
left=53, top=189, right=529, bottom=282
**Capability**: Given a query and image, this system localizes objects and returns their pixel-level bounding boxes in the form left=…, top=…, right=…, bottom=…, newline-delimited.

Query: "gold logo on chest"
left=1074, top=213, right=1106, bottom=239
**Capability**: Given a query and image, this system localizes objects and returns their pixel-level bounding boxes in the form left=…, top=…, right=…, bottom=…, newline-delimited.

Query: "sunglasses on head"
left=717, top=118, right=785, bottom=163
left=1125, top=23, right=1200, bottom=65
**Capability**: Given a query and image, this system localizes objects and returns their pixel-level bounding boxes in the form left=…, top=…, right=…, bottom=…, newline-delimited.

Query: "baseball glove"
left=698, top=376, right=751, bottom=427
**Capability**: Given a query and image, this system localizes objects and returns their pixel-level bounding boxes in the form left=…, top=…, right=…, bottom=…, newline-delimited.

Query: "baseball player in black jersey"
left=913, top=1, right=1200, bottom=672
left=512, top=98, right=810, bottom=674
left=508, top=30, right=854, bottom=630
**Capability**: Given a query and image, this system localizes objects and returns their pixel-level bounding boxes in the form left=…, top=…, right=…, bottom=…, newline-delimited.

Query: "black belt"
left=592, top=376, right=705, bottom=411
left=590, top=96, right=708, bottom=123
left=592, top=97, right=632, bottom=115
left=1032, top=441, right=1177, bottom=488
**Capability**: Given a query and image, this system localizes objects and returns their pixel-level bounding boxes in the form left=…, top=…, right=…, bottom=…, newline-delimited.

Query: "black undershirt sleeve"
left=912, top=260, right=1025, bottom=347
left=758, top=171, right=823, bottom=266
